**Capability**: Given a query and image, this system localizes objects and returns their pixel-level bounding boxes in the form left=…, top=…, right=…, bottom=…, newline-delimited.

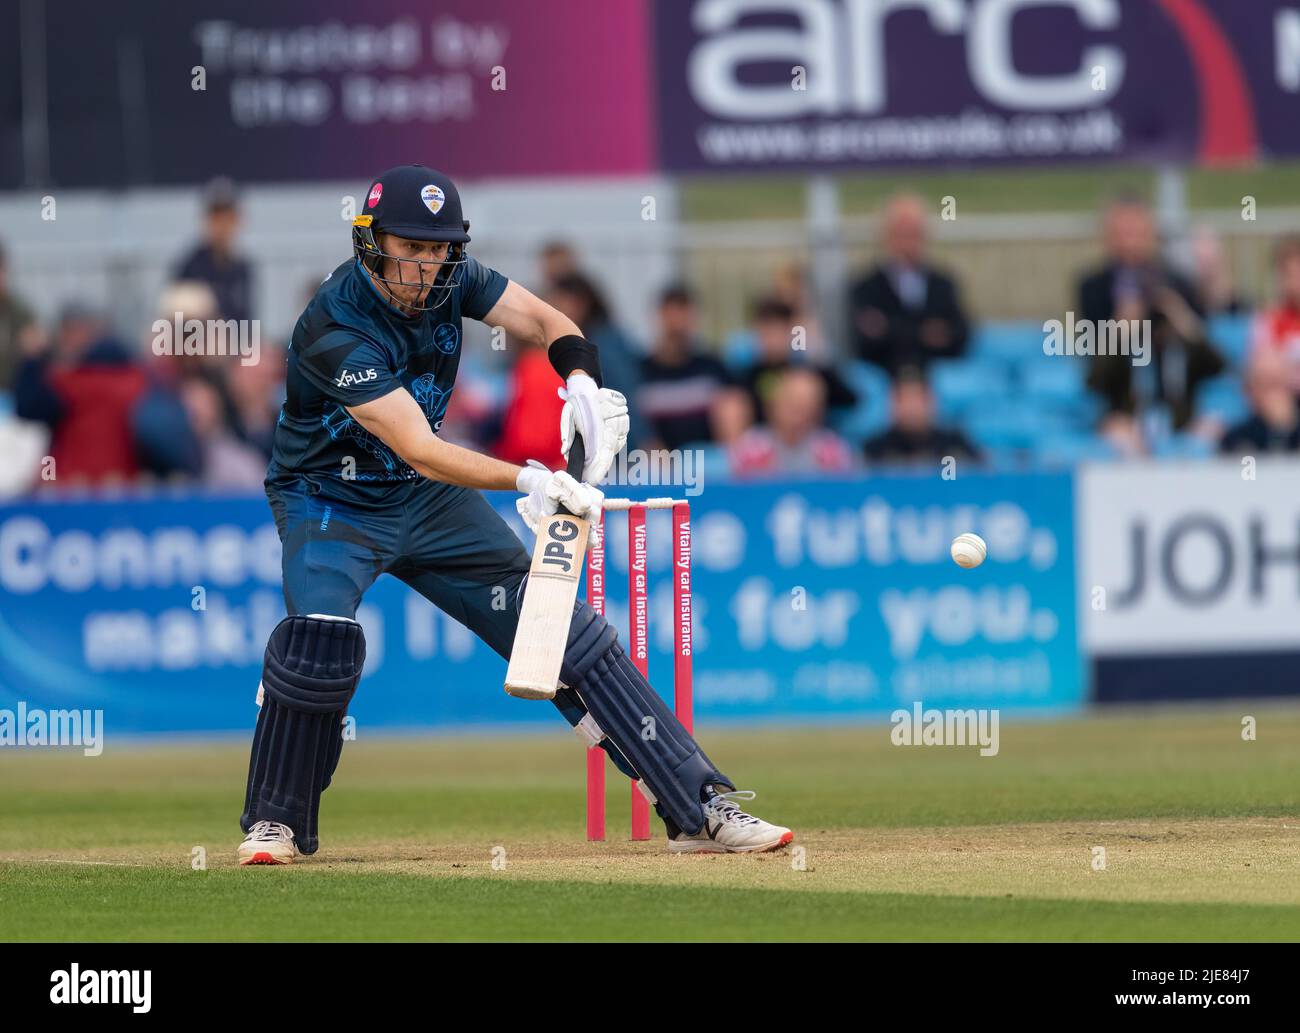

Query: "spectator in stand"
left=730, top=367, right=855, bottom=478
left=1250, top=235, right=1300, bottom=392
left=133, top=282, right=216, bottom=481
left=0, top=241, right=43, bottom=391
left=862, top=366, right=981, bottom=468
left=848, top=192, right=971, bottom=376
left=174, top=177, right=253, bottom=323
left=723, top=262, right=830, bottom=366
left=711, top=387, right=754, bottom=448
left=638, top=284, right=732, bottom=450
left=771, top=261, right=830, bottom=360
left=1189, top=226, right=1249, bottom=318
left=739, top=297, right=856, bottom=425
left=1078, top=194, right=1225, bottom=443
left=548, top=272, right=646, bottom=446
left=13, top=304, right=147, bottom=487
left=537, top=240, right=581, bottom=293
left=492, top=335, right=566, bottom=470
left=180, top=376, right=268, bottom=489
left=223, top=342, right=284, bottom=458
left=1220, top=350, right=1300, bottom=455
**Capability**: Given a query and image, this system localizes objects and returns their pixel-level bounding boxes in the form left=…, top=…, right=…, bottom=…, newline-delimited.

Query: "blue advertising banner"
left=0, top=474, right=1081, bottom=736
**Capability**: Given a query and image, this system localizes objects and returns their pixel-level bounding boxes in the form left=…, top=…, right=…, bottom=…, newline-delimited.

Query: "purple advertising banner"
left=1, top=0, right=654, bottom=188
left=4, top=0, right=1297, bottom=188
left=653, top=0, right=1298, bottom=172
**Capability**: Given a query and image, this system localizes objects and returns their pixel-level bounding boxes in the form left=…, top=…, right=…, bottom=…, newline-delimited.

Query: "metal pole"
left=807, top=174, right=847, bottom=360
left=1156, top=164, right=1190, bottom=270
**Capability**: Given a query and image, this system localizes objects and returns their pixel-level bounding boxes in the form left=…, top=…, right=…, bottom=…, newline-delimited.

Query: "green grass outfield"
left=1, top=706, right=1297, bottom=941
left=679, top=162, right=1300, bottom=220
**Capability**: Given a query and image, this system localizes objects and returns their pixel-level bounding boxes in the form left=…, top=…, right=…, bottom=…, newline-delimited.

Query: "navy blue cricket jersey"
left=269, top=256, right=507, bottom=499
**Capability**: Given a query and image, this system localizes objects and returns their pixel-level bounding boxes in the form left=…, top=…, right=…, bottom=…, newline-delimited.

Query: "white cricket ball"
left=950, top=532, right=987, bottom=569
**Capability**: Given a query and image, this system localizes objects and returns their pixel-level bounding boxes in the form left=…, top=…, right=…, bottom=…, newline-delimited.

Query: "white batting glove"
left=515, top=461, right=604, bottom=534
left=559, top=373, right=628, bottom=484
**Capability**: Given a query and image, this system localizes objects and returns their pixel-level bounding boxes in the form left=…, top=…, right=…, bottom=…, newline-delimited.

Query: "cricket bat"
left=504, top=438, right=589, bottom=700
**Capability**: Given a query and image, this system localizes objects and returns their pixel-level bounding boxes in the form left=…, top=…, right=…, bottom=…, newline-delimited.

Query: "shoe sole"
left=239, top=851, right=293, bottom=866
left=668, top=830, right=795, bottom=855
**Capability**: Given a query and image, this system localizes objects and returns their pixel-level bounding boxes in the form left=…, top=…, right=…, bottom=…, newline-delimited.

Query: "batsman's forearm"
left=408, top=437, right=521, bottom=491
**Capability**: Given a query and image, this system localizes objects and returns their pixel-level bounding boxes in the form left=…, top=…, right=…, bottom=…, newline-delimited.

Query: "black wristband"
left=547, top=335, right=603, bottom=387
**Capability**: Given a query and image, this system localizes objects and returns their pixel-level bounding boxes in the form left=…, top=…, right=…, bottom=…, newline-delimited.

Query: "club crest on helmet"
left=421, top=184, right=445, bottom=215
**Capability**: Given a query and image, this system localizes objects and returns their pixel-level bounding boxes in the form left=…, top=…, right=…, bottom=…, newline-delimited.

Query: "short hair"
left=552, top=272, right=611, bottom=325
left=892, top=364, right=930, bottom=388
left=751, top=296, right=794, bottom=323
left=204, top=176, right=240, bottom=213
left=539, top=239, right=575, bottom=258
left=659, top=283, right=694, bottom=308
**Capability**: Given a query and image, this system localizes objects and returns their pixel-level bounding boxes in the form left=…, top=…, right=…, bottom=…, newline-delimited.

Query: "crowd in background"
left=1, top=177, right=1298, bottom=494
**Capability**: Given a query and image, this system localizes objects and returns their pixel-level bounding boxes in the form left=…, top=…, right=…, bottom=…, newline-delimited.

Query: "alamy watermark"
left=50, top=965, right=150, bottom=1012
left=600, top=448, right=704, bottom=497
left=0, top=702, right=103, bottom=756
left=1043, top=311, right=1150, bottom=366
left=151, top=313, right=261, bottom=366
left=890, top=702, right=999, bottom=757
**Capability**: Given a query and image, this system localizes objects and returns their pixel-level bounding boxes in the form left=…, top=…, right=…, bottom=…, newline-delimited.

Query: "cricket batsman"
left=237, top=165, right=794, bottom=863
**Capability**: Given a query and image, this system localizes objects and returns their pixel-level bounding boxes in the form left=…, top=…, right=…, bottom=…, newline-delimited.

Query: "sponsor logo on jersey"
left=433, top=323, right=460, bottom=354
left=367, top=182, right=383, bottom=208
left=335, top=367, right=378, bottom=388
left=421, top=184, right=445, bottom=214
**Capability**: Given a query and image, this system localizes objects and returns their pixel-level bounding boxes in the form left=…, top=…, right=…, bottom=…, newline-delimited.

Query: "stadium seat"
left=965, top=404, right=1062, bottom=451
left=978, top=445, right=1028, bottom=472
left=1206, top=313, right=1251, bottom=368
left=834, top=360, right=892, bottom=440
left=930, top=360, right=1012, bottom=420
left=722, top=329, right=757, bottom=370
left=971, top=323, right=1045, bottom=365
left=1032, top=430, right=1120, bottom=467
left=1196, top=374, right=1249, bottom=426
left=1152, top=433, right=1216, bottom=460
left=697, top=443, right=733, bottom=483
left=1020, top=359, right=1099, bottom=425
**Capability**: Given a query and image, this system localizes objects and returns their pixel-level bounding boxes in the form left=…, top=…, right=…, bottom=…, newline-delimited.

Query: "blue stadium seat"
left=834, top=360, right=892, bottom=440
left=1206, top=313, right=1251, bottom=368
left=1196, top=374, right=1249, bottom=426
left=1020, top=359, right=1100, bottom=425
left=1032, top=430, right=1120, bottom=467
left=971, top=323, right=1045, bottom=365
left=1021, top=359, right=1084, bottom=401
left=965, top=405, right=1060, bottom=451
left=930, top=360, right=1012, bottom=420
left=979, top=445, right=1028, bottom=472
left=697, top=443, right=733, bottom=483
left=1152, top=433, right=1215, bottom=460
left=722, top=329, right=757, bottom=370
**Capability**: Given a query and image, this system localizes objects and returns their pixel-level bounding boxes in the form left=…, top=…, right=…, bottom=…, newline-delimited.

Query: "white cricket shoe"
left=238, top=820, right=299, bottom=865
left=668, top=790, right=794, bottom=854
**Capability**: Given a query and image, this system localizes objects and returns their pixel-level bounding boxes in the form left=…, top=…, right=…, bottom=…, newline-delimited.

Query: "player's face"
left=379, top=234, right=451, bottom=306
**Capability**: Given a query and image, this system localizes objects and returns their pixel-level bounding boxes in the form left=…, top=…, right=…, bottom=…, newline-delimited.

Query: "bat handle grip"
left=566, top=434, right=586, bottom=482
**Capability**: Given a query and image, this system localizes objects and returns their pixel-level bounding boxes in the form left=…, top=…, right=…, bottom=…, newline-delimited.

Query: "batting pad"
left=561, top=602, right=732, bottom=835
left=240, top=615, right=365, bottom=855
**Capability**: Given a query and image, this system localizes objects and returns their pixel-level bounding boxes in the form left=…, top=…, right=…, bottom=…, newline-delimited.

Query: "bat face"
left=505, top=512, right=590, bottom=700
left=505, top=435, right=589, bottom=700
left=536, top=514, right=586, bottom=575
